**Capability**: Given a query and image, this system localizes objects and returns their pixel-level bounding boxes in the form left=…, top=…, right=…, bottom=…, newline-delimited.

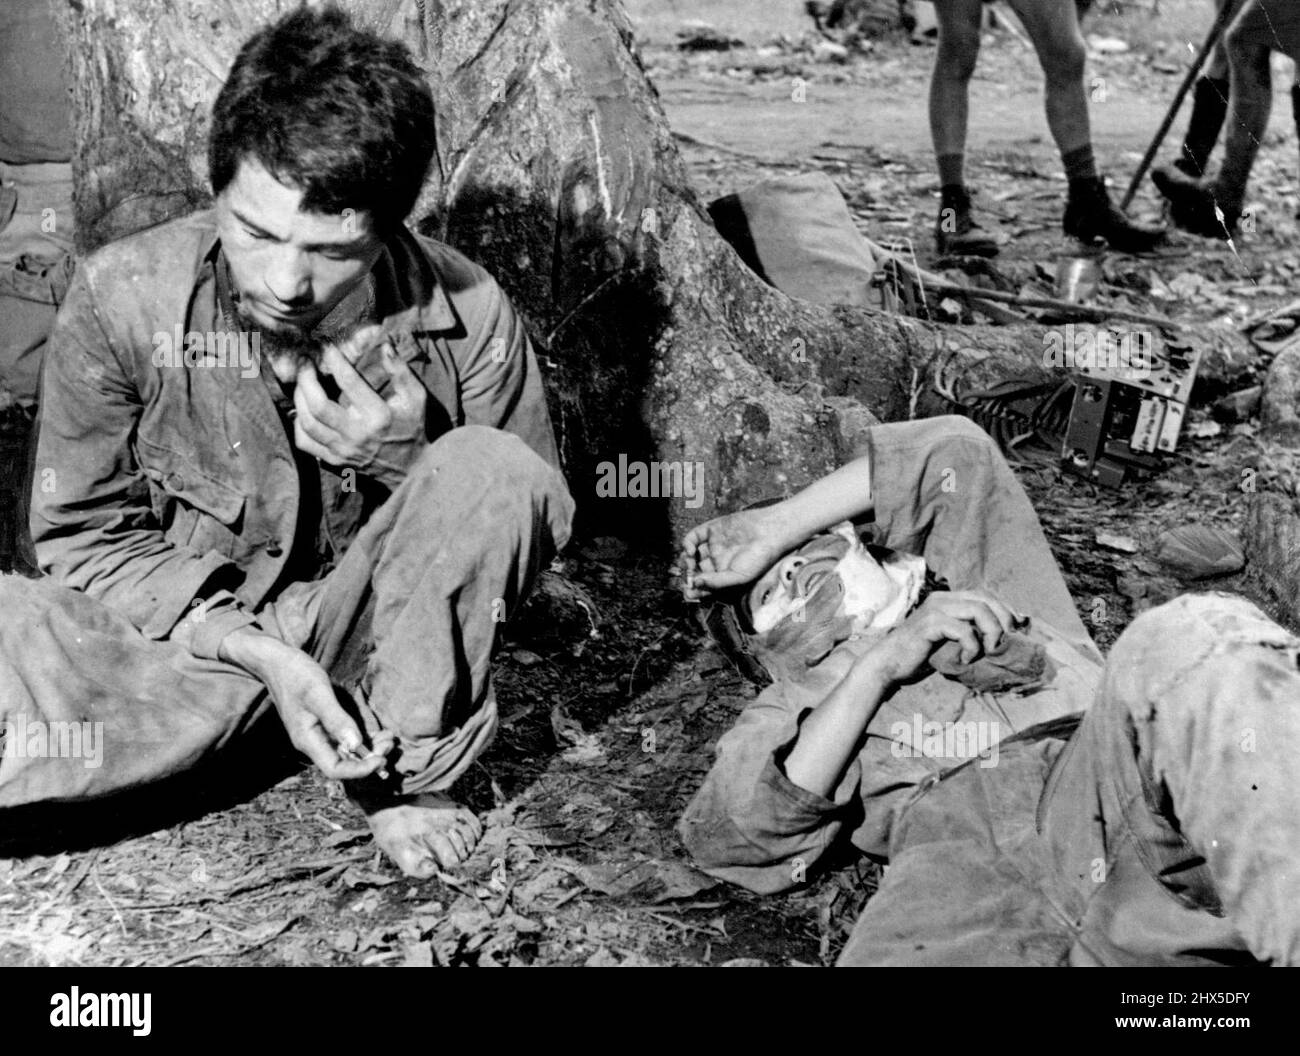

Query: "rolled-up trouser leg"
left=263, top=426, right=574, bottom=795
left=868, top=415, right=1099, bottom=660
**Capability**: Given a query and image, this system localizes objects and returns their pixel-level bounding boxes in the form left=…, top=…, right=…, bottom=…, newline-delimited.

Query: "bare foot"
left=358, top=793, right=483, bottom=878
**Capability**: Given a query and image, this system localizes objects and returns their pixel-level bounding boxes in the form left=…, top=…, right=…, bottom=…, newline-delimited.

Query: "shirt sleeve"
left=452, top=272, right=562, bottom=471
left=166, top=590, right=261, bottom=661
left=29, top=265, right=250, bottom=654
left=678, top=681, right=863, bottom=895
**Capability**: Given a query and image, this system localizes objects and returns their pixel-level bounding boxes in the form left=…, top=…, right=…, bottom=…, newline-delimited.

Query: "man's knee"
left=405, top=426, right=573, bottom=545
left=935, top=27, right=981, bottom=83
left=1120, top=592, right=1286, bottom=651
left=869, top=415, right=1002, bottom=498
left=1042, top=33, right=1087, bottom=88
left=924, top=414, right=1001, bottom=466
left=412, top=426, right=556, bottom=493
left=1226, top=0, right=1300, bottom=61
left=1105, top=593, right=1296, bottom=716
left=1224, top=31, right=1272, bottom=88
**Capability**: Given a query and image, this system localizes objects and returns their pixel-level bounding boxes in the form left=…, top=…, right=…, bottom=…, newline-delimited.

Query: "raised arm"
left=679, top=446, right=875, bottom=599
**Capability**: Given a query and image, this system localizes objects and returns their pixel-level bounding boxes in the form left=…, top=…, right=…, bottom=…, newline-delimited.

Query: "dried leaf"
left=1094, top=532, right=1138, bottom=554
left=323, top=830, right=369, bottom=849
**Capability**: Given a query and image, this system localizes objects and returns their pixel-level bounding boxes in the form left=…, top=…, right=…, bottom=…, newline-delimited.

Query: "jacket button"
left=164, top=471, right=185, bottom=491
left=266, top=542, right=283, bottom=557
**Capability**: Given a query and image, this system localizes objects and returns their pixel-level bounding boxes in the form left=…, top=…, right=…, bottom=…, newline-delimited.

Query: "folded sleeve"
left=166, top=590, right=261, bottom=661
left=678, top=683, right=862, bottom=894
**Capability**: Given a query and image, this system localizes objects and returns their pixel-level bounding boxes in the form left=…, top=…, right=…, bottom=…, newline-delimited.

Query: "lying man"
left=927, top=0, right=1164, bottom=256
left=678, top=416, right=1300, bottom=965
left=1152, top=0, right=1300, bottom=238
left=0, top=6, right=573, bottom=877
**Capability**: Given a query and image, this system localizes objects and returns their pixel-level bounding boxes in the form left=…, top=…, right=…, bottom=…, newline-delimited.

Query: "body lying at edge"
left=677, top=415, right=1300, bottom=966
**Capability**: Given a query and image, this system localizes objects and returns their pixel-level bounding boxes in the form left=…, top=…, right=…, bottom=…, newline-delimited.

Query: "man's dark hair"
left=208, top=4, right=436, bottom=233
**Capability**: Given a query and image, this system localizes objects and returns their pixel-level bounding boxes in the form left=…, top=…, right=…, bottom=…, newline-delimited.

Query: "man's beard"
left=235, top=303, right=322, bottom=367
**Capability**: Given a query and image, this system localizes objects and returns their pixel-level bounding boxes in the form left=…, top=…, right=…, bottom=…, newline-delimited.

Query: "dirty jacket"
left=30, top=210, right=559, bottom=660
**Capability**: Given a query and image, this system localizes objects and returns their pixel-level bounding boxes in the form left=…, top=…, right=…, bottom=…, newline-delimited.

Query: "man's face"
left=214, top=158, right=384, bottom=343
left=746, top=523, right=921, bottom=637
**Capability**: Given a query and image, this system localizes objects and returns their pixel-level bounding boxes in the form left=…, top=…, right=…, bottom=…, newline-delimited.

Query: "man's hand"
left=865, top=590, right=1017, bottom=686
left=677, top=504, right=798, bottom=601
left=293, top=328, right=427, bottom=488
left=220, top=628, right=395, bottom=780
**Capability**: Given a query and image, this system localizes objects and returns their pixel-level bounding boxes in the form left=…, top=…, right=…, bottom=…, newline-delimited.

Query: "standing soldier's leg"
left=1009, top=0, right=1166, bottom=251
left=930, top=0, right=999, bottom=257
left=1175, top=0, right=1233, bottom=176
left=1154, top=0, right=1300, bottom=237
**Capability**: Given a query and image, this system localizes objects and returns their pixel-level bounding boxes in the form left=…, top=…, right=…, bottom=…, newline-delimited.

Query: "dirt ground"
left=3, top=0, right=1297, bottom=967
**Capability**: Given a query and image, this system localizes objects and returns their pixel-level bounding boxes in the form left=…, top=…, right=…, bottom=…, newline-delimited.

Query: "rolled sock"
left=937, top=152, right=965, bottom=188
left=939, top=182, right=968, bottom=209
left=1062, top=144, right=1098, bottom=183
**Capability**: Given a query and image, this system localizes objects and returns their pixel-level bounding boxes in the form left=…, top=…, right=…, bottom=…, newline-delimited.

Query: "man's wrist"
left=762, top=500, right=815, bottom=555
left=218, top=625, right=284, bottom=676
left=367, top=438, right=427, bottom=488
left=849, top=647, right=898, bottom=696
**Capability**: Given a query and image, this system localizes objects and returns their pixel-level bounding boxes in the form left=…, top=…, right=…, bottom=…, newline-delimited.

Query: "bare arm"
left=781, top=650, right=892, bottom=798
left=783, top=591, right=1014, bottom=797
left=769, top=447, right=875, bottom=546
left=679, top=448, right=874, bottom=598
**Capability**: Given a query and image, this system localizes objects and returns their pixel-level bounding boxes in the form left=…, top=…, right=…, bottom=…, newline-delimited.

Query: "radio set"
left=1059, top=326, right=1202, bottom=488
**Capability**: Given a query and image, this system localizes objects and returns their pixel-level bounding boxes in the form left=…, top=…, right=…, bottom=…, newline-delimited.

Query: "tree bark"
left=57, top=0, right=1049, bottom=543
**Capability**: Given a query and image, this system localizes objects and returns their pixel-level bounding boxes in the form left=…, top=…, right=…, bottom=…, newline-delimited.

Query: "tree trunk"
left=57, top=0, right=1048, bottom=543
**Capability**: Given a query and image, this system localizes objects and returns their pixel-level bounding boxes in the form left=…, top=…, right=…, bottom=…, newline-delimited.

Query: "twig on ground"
left=59, top=850, right=100, bottom=900
left=105, top=855, right=366, bottom=911
left=672, top=130, right=776, bottom=162
left=628, top=907, right=727, bottom=936
left=91, top=866, right=127, bottom=939
left=920, top=280, right=1183, bottom=329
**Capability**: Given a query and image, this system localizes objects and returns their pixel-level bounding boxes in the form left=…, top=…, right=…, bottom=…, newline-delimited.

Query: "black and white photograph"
left=0, top=0, right=1297, bottom=1009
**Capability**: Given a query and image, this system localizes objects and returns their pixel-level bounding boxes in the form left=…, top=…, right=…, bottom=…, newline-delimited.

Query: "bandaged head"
left=702, top=521, right=935, bottom=685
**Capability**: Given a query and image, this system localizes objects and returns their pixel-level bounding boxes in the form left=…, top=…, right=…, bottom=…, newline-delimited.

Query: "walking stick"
left=1119, top=0, right=1250, bottom=212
